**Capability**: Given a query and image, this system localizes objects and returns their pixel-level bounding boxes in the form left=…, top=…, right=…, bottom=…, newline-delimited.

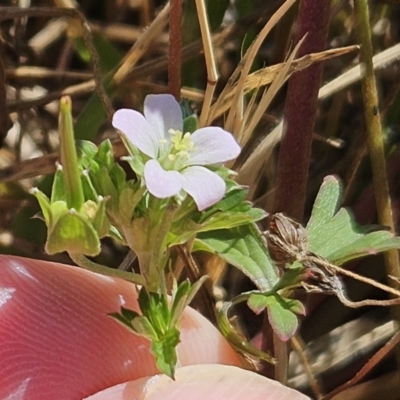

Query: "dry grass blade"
left=319, top=42, right=400, bottom=100
left=6, top=67, right=92, bottom=81
left=240, top=37, right=305, bottom=144
left=195, top=0, right=218, bottom=128
left=208, top=0, right=297, bottom=130
left=212, top=45, right=359, bottom=122
left=236, top=121, right=282, bottom=197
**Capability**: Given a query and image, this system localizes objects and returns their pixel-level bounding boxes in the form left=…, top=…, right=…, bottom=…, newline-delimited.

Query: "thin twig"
left=0, top=6, right=113, bottom=121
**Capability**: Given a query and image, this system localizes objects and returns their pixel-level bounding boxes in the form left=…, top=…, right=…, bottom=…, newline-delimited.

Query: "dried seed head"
left=265, top=213, right=308, bottom=267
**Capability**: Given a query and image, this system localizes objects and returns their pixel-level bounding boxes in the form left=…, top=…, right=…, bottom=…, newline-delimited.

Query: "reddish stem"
left=273, top=0, right=331, bottom=220
left=168, top=0, right=183, bottom=101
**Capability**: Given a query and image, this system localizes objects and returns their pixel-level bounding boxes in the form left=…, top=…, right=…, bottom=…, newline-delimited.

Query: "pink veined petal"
left=144, top=94, right=183, bottom=142
left=181, top=166, right=226, bottom=211
left=187, top=127, right=241, bottom=166
left=112, top=109, right=158, bottom=158
left=144, top=159, right=183, bottom=198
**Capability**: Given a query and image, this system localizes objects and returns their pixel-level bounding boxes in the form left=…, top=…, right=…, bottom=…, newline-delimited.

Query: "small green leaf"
left=89, top=197, right=110, bottom=238
left=272, top=267, right=306, bottom=292
left=131, top=315, right=158, bottom=340
left=306, top=175, right=400, bottom=265
left=195, top=224, right=279, bottom=291
left=262, top=294, right=300, bottom=341
left=46, top=208, right=100, bottom=256
left=150, top=327, right=180, bottom=378
left=76, top=140, right=99, bottom=169
left=200, top=185, right=250, bottom=218
left=119, top=186, right=145, bottom=221
left=247, top=293, right=269, bottom=315
left=307, top=175, right=341, bottom=236
left=50, top=165, right=67, bottom=203
left=111, top=287, right=185, bottom=379
left=30, top=188, right=51, bottom=224
left=170, top=276, right=208, bottom=326
left=309, top=208, right=365, bottom=259
left=109, top=307, right=139, bottom=329
left=183, top=114, right=198, bottom=134
left=328, top=230, right=400, bottom=265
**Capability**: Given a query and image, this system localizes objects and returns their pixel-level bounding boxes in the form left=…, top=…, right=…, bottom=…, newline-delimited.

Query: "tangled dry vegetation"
left=1, top=1, right=400, bottom=399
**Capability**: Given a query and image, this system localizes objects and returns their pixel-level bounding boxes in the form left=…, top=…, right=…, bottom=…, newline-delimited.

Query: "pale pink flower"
left=112, top=94, right=240, bottom=211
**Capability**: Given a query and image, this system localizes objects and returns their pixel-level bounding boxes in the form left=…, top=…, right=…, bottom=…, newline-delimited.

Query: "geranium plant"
left=31, top=94, right=400, bottom=379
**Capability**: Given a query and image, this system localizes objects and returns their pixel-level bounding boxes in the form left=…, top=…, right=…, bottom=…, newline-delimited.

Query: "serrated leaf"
left=306, top=175, right=400, bottom=265
left=328, top=230, right=400, bottom=265
left=194, top=223, right=279, bottom=291
left=309, top=208, right=365, bottom=259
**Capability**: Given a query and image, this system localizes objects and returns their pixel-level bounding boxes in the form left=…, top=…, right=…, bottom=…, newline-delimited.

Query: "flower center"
left=158, top=129, right=195, bottom=171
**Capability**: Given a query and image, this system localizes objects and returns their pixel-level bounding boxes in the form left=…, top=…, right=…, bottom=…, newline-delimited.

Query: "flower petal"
left=187, top=127, right=241, bottom=166
left=144, top=94, right=183, bottom=141
left=112, top=109, right=158, bottom=158
left=181, top=166, right=225, bottom=211
left=144, top=159, right=183, bottom=198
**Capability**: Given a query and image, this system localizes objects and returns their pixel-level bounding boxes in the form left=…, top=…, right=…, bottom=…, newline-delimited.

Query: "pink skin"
left=0, top=255, right=308, bottom=399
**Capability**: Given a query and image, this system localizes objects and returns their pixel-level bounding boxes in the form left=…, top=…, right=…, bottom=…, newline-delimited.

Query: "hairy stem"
left=69, top=252, right=145, bottom=286
left=169, top=0, right=182, bottom=100
left=267, top=0, right=332, bottom=382
left=273, top=0, right=331, bottom=220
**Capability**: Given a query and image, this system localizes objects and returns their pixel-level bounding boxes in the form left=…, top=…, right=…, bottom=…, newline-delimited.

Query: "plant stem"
left=354, top=0, right=400, bottom=363
left=135, top=202, right=178, bottom=293
left=273, top=0, right=331, bottom=220
left=169, top=0, right=182, bottom=100
left=266, top=0, right=331, bottom=382
left=69, top=252, right=145, bottom=286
